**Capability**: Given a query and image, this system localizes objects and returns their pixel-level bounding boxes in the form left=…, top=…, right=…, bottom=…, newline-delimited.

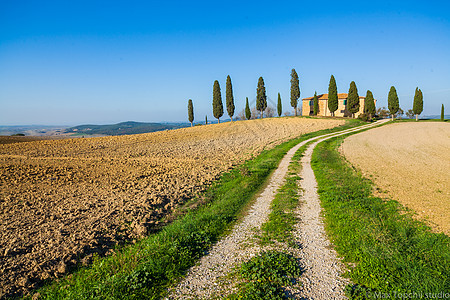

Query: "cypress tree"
left=277, top=93, right=282, bottom=117
left=388, top=86, right=399, bottom=121
left=313, top=92, right=319, bottom=115
left=413, top=87, right=423, bottom=121
left=347, top=81, right=360, bottom=118
left=328, top=75, right=338, bottom=116
left=188, top=99, right=194, bottom=126
left=441, top=104, right=445, bottom=121
left=245, top=97, right=251, bottom=120
left=213, top=80, right=223, bottom=123
left=364, top=90, right=376, bottom=119
left=226, top=75, right=235, bottom=121
left=205, top=115, right=208, bottom=125
left=290, top=69, right=300, bottom=116
left=256, top=76, right=267, bottom=119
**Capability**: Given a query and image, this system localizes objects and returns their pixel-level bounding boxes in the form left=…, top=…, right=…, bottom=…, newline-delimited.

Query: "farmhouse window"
left=343, top=100, right=347, bottom=105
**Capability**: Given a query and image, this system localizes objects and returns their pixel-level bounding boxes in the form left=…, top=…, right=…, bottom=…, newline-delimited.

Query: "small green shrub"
left=345, top=284, right=375, bottom=299
left=228, top=281, right=285, bottom=300
left=239, top=165, right=251, bottom=177
left=357, top=113, right=370, bottom=122
left=228, top=251, right=302, bottom=299
left=240, top=251, right=301, bottom=285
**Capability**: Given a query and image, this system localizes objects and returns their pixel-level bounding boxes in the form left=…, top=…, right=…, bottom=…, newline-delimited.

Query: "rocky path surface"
left=168, top=120, right=388, bottom=299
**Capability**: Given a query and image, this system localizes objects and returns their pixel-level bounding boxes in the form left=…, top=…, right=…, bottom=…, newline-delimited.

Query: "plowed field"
left=0, top=117, right=344, bottom=298
left=0, top=136, right=64, bottom=145
left=341, top=122, right=450, bottom=235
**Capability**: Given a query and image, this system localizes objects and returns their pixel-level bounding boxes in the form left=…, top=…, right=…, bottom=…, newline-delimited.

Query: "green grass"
left=311, top=134, right=450, bottom=299
left=27, top=119, right=365, bottom=300
left=226, top=251, right=302, bottom=300
left=258, top=144, right=307, bottom=247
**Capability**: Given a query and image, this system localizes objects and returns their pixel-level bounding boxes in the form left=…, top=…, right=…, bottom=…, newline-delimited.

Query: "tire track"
left=293, top=119, right=389, bottom=299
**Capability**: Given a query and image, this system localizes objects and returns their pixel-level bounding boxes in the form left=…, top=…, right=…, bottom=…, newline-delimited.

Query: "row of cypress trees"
left=324, top=76, right=424, bottom=121
left=188, top=72, right=426, bottom=124
left=387, top=86, right=424, bottom=121
left=323, top=76, right=376, bottom=118
left=189, top=70, right=302, bottom=124
left=212, top=76, right=239, bottom=123
left=190, top=76, right=240, bottom=125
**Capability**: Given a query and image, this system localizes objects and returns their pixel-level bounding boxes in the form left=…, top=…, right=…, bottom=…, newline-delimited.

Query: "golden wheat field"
left=341, top=122, right=450, bottom=235
left=0, top=117, right=344, bottom=297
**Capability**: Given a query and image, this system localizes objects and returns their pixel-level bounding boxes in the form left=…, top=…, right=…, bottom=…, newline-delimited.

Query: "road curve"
left=167, top=119, right=389, bottom=299
left=293, top=119, right=389, bottom=299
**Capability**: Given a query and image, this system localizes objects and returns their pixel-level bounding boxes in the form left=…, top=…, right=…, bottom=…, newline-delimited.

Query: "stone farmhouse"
left=301, top=93, right=375, bottom=117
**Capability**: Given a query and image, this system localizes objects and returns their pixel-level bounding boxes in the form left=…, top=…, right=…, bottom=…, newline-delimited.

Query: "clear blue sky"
left=1, top=0, right=449, bottom=125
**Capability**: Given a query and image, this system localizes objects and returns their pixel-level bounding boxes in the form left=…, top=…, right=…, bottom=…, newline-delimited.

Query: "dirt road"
left=168, top=120, right=387, bottom=299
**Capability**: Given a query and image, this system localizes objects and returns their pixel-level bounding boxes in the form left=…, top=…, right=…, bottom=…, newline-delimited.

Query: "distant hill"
left=0, top=125, right=68, bottom=136
left=65, top=121, right=190, bottom=136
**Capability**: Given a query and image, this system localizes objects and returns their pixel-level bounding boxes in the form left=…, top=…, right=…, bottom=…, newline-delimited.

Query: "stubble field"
left=0, top=117, right=344, bottom=298
left=341, top=122, right=450, bottom=235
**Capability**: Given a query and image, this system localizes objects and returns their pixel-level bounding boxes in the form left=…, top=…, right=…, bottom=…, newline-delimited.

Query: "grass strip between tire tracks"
left=227, top=143, right=309, bottom=299
left=312, top=131, right=450, bottom=299
left=226, top=251, right=303, bottom=300
left=27, top=119, right=365, bottom=300
left=258, top=143, right=307, bottom=247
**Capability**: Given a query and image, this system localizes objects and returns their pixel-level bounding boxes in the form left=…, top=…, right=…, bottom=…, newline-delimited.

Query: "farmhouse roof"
left=302, top=93, right=365, bottom=101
